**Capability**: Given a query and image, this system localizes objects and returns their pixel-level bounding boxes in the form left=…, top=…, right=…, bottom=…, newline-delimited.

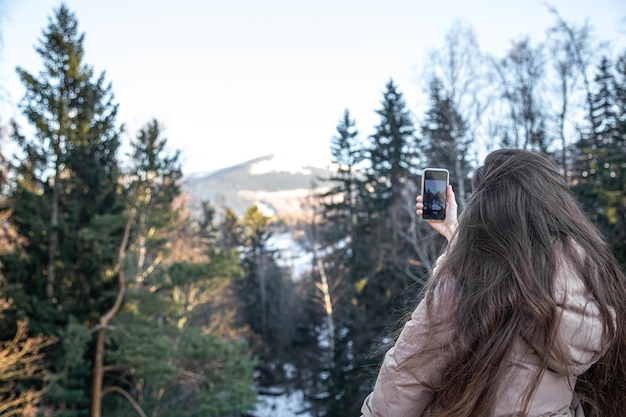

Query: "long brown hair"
left=416, top=149, right=626, bottom=416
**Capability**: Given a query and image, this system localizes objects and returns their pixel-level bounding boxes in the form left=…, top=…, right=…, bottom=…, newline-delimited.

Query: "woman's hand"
left=416, top=184, right=458, bottom=242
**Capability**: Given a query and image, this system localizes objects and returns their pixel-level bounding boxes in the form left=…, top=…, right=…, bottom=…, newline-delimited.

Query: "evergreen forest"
left=1, top=4, right=624, bottom=417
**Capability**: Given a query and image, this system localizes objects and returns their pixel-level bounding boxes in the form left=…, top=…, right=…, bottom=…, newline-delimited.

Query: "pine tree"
left=367, top=79, right=419, bottom=207
left=127, top=119, right=182, bottom=278
left=0, top=158, right=57, bottom=415
left=101, top=121, right=257, bottom=416
left=421, top=76, right=472, bottom=204
left=571, top=54, right=626, bottom=264
left=319, top=109, right=364, bottom=247
left=90, top=119, right=182, bottom=417
left=1, top=5, right=125, bottom=414
left=321, top=80, right=423, bottom=415
left=305, top=109, right=365, bottom=414
left=359, top=79, right=422, bottom=295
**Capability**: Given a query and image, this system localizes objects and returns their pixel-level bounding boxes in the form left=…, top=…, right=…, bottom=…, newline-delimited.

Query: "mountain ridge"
left=182, top=154, right=335, bottom=218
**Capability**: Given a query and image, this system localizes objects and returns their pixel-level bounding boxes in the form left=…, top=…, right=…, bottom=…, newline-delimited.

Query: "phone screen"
left=422, top=169, right=449, bottom=221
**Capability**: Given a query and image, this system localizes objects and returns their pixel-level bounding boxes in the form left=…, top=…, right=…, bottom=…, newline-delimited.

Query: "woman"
left=360, top=149, right=626, bottom=416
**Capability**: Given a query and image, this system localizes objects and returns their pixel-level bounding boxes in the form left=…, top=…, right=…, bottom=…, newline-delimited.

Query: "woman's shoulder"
left=551, top=239, right=612, bottom=375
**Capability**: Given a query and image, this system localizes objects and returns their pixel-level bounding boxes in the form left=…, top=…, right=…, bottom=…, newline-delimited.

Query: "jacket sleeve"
left=360, top=278, right=456, bottom=417
left=533, top=250, right=614, bottom=377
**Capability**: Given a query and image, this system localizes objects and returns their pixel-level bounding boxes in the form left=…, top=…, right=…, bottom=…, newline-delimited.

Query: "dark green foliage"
left=421, top=77, right=472, bottom=202
left=357, top=79, right=425, bottom=309
left=176, top=328, right=257, bottom=417
left=366, top=79, right=419, bottom=207
left=1, top=5, right=125, bottom=413
left=103, top=251, right=254, bottom=416
left=318, top=109, right=364, bottom=246
left=104, top=311, right=256, bottom=417
left=44, top=317, right=92, bottom=416
left=107, top=294, right=178, bottom=386
left=571, top=54, right=626, bottom=264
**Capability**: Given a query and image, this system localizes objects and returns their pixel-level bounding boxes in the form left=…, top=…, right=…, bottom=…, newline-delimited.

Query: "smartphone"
left=421, top=168, right=449, bottom=221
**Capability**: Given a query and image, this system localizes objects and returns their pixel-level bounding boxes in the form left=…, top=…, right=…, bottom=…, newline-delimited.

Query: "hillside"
left=182, top=154, right=335, bottom=218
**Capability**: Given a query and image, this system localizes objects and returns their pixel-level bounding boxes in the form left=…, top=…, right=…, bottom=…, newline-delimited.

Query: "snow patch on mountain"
left=249, top=154, right=317, bottom=175
left=238, top=188, right=318, bottom=219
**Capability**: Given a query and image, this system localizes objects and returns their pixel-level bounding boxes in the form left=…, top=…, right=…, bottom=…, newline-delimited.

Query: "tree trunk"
left=315, top=256, right=335, bottom=364
left=100, top=386, right=148, bottom=417
left=454, top=152, right=466, bottom=206
left=91, top=215, right=132, bottom=417
left=46, top=166, right=59, bottom=299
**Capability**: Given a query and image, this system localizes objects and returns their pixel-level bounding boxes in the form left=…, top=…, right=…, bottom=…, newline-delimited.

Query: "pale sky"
left=1, top=0, right=625, bottom=175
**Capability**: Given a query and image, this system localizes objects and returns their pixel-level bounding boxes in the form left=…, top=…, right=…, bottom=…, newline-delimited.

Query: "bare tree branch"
left=91, top=213, right=133, bottom=417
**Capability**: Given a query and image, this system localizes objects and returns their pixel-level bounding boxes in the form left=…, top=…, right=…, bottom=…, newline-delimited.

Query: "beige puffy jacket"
left=361, top=252, right=610, bottom=417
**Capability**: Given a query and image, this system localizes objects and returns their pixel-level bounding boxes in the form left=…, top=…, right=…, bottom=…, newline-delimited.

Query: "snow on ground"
left=268, top=231, right=349, bottom=281
left=253, top=389, right=313, bottom=417
left=268, top=231, right=313, bottom=280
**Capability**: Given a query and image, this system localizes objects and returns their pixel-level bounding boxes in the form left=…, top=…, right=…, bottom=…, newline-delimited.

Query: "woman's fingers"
left=416, top=185, right=458, bottom=242
left=415, top=195, right=424, bottom=214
